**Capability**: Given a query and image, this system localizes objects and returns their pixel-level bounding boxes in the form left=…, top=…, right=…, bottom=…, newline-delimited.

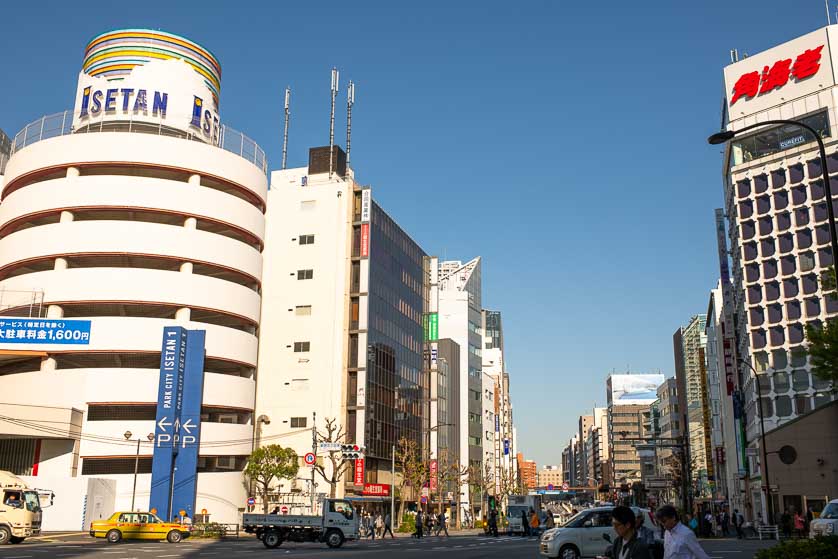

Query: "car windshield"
left=562, top=510, right=590, bottom=528
left=23, top=491, right=41, bottom=513
left=821, top=503, right=838, bottom=519
left=508, top=506, right=528, bottom=518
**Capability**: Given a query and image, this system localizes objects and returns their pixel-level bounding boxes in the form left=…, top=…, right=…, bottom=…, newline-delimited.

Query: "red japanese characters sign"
left=362, top=483, right=391, bottom=496
left=354, top=459, right=365, bottom=485
left=360, top=223, right=370, bottom=258
left=731, top=45, right=824, bottom=105
left=429, top=459, right=438, bottom=492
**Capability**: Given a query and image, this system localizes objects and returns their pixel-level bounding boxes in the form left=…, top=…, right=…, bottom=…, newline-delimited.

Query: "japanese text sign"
left=0, top=318, right=91, bottom=345
left=354, top=459, right=365, bottom=485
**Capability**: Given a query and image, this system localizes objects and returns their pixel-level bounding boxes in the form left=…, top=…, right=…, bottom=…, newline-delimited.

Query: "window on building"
left=299, top=234, right=315, bottom=245
left=297, top=269, right=314, bottom=280
left=290, top=417, right=307, bottom=428
left=470, top=389, right=480, bottom=401
left=295, top=305, right=312, bottom=316
left=469, top=413, right=480, bottom=424
left=293, top=342, right=311, bottom=352
left=468, top=436, right=481, bottom=446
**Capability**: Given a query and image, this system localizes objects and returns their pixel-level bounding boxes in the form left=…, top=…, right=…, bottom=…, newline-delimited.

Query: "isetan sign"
left=724, top=27, right=837, bottom=119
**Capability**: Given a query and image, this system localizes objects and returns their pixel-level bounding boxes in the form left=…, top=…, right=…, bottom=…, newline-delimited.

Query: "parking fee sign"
left=304, top=452, right=316, bottom=467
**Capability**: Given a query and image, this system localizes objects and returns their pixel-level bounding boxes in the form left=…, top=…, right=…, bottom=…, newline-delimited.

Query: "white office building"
left=718, top=24, right=838, bottom=519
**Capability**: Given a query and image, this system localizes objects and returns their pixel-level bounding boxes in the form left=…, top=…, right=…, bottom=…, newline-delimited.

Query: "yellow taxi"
left=89, top=511, right=190, bottom=543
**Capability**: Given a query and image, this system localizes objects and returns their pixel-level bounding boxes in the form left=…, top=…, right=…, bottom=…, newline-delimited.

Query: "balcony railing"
left=10, top=111, right=267, bottom=174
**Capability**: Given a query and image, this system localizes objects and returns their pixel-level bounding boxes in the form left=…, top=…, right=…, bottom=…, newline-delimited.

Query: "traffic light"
left=340, top=444, right=365, bottom=460
left=488, top=496, right=497, bottom=511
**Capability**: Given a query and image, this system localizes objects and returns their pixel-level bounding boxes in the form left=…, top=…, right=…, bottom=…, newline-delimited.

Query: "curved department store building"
left=0, top=29, right=266, bottom=526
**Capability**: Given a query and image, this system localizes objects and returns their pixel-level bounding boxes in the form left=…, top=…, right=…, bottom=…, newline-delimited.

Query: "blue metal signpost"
left=171, top=329, right=206, bottom=520
left=149, top=327, right=187, bottom=519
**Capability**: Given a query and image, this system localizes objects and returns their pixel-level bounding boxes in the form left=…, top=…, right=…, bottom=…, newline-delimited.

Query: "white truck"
left=507, top=494, right=543, bottom=535
left=0, top=471, right=54, bottom=545
left=242, top=498, right=359, bottom=549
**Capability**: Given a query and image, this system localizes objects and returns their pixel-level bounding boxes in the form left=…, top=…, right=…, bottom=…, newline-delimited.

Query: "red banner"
left=429, top=460, right=438, bottom=492
left=360, top=223, right=370, bottom=258
left=354, top=459, right=365, bottom=485
left=362, top=483, right=390, bottom=496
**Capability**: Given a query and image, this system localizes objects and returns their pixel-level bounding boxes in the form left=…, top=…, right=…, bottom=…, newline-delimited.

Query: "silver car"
left=539, top=506, right=654, bottom=559
left=810, top=499, right=838, bottom=538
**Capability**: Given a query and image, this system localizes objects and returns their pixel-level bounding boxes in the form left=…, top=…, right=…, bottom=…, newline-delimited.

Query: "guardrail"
left=191, top=522, right=240, bottom=538
left=10, top=111, right=267, bottom=174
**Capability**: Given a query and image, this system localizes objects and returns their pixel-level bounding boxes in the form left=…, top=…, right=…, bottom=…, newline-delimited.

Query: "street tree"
left=395, top=436, right=428, bottom=523
left=313, top=417, right=352, bottom=498
left=804, top=265, right=838, bottom=388
left=244, top=444, right=299, bottom=513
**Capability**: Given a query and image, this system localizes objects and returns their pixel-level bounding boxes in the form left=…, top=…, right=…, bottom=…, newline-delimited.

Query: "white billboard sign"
left=609, top=374, right=665, bottom=405
left=724, top=27, right=835, bottom=120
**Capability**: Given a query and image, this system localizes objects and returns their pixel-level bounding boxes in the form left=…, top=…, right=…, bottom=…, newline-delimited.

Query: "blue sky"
left=0, top=1, right=832, bottom=467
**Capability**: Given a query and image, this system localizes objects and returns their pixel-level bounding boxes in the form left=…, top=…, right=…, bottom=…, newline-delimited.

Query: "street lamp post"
left=739, top=358, right=774, bottom=526
left=124, top=430, right=155, bottom=512
left=708, top=120, right=838, bottom=271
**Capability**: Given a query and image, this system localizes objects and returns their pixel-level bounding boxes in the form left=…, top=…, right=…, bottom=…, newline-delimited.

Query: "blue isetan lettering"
left=120, top=88, right=134, bottom=111
left=153, top=91, right=168, bottom=117
left=79, top=87, right=91, bottom=117
left=203, top=110, right=211, bottom=135
left=134, top=90, right=148, bottom=113
left=104, top=89, right=118, bottom=112
left=90, top=90, right=103, bottom=114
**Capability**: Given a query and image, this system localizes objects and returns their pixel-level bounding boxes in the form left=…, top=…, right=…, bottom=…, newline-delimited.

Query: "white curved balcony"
left=0, top=268, right=261, bottom=324
left=0, top=175, right=266, bottom=242
left=0, top=317, right=257, bottom=365
left=0, top=221, right=262, bottom=282
left=4, top=132, right=267, bottom=208
left=0, top=368, right=255, bottom=411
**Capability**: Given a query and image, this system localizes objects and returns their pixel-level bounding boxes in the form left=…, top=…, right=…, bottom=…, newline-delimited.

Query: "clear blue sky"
left=0, top=1, right=832, bottom=467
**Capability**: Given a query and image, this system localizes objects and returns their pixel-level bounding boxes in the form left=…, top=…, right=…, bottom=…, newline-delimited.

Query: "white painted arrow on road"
left=158, top=417, right=172, bottom=431
left=181, top=419, right=195, bottom=434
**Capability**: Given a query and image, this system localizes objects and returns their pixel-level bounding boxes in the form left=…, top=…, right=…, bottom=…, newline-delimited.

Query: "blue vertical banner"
left=171, top=329, right=206, bottom=520
left=149, top=327, right=187, bottom=519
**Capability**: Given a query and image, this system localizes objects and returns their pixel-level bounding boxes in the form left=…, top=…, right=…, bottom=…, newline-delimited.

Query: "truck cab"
left=0, top=471, right=46, bottom=545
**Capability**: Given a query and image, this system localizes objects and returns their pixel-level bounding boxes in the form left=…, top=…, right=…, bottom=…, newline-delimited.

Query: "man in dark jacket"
left=611, top=506, right=653, bottom=559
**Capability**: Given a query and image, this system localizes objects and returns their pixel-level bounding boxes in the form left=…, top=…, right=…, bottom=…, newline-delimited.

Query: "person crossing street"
left=436, top=510, right=449, bottom=536
left=655, top=505, right=711, bottom=559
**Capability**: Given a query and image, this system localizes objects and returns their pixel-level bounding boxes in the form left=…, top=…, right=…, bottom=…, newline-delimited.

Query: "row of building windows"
left=297, top=269, right=313, bottom=280
left=293, top=342, right=310, bottom=352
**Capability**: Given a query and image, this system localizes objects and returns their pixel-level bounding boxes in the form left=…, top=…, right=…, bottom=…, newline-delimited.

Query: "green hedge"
left=755, top=536, right=838, bottom=559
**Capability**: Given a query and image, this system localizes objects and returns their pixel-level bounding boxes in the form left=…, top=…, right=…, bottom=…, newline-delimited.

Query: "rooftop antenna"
left=329, top=67, right=339, bottom=178
left=346, top=80, right=355, bottom=168
left=281, top=87, right=291, bottom=170
left=729, top=49, right=739, bottom=64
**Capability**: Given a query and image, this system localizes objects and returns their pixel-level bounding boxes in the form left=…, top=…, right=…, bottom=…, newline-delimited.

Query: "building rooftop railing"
left=10, top=111, right=267, bottom=174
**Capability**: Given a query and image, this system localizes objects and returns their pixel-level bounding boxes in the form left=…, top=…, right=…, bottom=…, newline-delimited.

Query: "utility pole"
left=311, top=411, right=317, bottom=513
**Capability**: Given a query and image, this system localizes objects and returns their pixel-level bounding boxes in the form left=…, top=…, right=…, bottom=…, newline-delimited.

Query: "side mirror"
left=602, top=532, right=612, bottom=543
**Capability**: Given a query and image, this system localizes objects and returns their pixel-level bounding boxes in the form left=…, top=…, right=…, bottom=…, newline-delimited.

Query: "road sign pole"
left=311, top=411, right=317, bottom=514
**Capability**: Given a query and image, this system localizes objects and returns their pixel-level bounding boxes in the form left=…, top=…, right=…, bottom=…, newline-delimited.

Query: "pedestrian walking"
left=414, top=510, right=423, bottom=539
left=703, top=511, right=713, bottom=538
left=780, top=509, right=792, bottom=539
left=383, top=512, right=395, bottom=538
left=530, top=508, right=540, bottom=537
left=720, top=509, right=730, bottom=537
left=367, top=513, right=376, bottom=540
left=488, top=509, right=499, bottom=537
left=375, top=513, right=384, bottom=538
left=545, top=510, right=555, bottom=530
left=794, top=510, right=805, bottom=538
left=655, top=505, right=711, bottom=559
left=733, top=509, right=745, bottom=540
left=610, top=505, right=653, bottom=559
left=521, top=509, right=530, bottom=536
left=436, top=510, right=449, bottom=536
left=806, top=506, right=814, bottom=534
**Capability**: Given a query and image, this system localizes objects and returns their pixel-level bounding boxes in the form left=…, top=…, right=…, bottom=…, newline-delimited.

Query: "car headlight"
left=541, top=529, right=559, bottom=541
left=826, top=523, right=835, bottom=534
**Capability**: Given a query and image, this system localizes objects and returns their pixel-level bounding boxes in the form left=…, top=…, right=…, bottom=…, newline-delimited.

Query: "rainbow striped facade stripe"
left=82, top=29, right=221, bottom=105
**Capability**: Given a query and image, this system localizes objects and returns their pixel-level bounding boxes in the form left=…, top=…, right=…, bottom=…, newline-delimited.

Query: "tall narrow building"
left=257, top=147, right=428, bottom=502
left=673, top=315, right=712, bottom=497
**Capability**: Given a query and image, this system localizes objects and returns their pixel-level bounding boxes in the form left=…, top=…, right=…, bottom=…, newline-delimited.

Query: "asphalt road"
left=0, top=533, right=779, bottom=558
